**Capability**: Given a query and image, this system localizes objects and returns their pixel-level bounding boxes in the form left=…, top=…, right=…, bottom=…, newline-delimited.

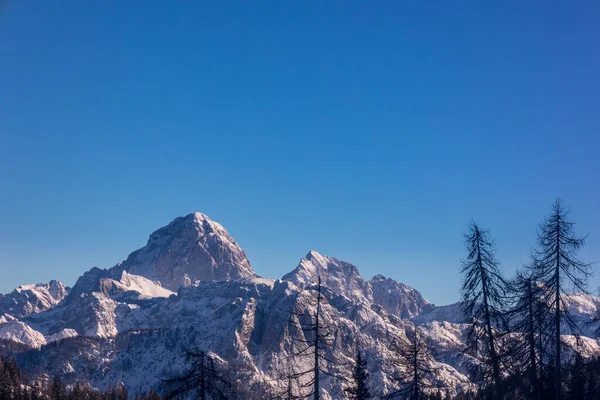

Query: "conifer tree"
left=565, top=353, right=586, bottom=400
left=505, top=270, right=548, bottom=400
left=460, top=222, right=507, bottom=394
left=345, top=350, right=370, bottom=400
left=51, top=376, right=67, bottom=400
left=286, top=275, right=343, bottom=400
left=268, top=359, right=302, bottom=400
left=528, top=199, right=592, bottom=400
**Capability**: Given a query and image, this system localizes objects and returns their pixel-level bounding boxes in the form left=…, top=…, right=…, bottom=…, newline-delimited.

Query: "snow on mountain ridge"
left=117, top=272, right=175, bottom=298
left=0, top=280, right=70, bottom=319
left=368, top=274, right=432, bottom=318
left=0, top=319, right=46, bottom=347
left=282, top=250, right=431, bottom=318
left=68, top=269, right=174, bottom=302
left=112, top=212, right=256, bottom=291
left=282, top=250, right=370, bottom=303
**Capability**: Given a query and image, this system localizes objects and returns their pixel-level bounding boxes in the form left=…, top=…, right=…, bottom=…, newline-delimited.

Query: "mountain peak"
left=370, top=274, right=390, bottom=282
left=148, top=212, right=226, bottom=243
left=282, top=251, right=369, bottom=302
left=113, top=212, right=256, bottom=291
left=368, top=274, right=431, bottom=318
left=282, top=253, right=431, bottom=318
left=304, top=249, right=326, bottom=263
left=190, top=211, right=209, bottom=220
left=0, top=280, right=70, bottom=319
left=186, top=212, right=218, bottom=227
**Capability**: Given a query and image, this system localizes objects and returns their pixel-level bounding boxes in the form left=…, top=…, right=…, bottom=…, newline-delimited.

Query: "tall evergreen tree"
left=0, top=357, right=15, bottom=400
left=460, top=222, right=507, bottom=395
left=345, top=350, right=370, bottom=400
left=529, top=199, right=592, bottom=400
left=565, top=353, right=586, bottom=400
left=505, top=270, right=548, bottom=400
left=51, top=376, right=67, bottom=400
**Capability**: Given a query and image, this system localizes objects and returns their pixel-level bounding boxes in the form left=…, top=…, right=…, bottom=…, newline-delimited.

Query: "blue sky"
left=1, top=2, right=598, bottom=304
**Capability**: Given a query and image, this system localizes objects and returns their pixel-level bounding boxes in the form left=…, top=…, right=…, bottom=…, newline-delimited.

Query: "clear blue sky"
left=1, top=2, right=598, bottom=305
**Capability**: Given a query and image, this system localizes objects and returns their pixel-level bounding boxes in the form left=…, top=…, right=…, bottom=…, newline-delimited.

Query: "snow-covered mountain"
left=12, top=278, right=474, bottom=397
left=0, top=316, right=47, bottom=348
left=112, top=212, right=256, bottom=291
left=1, top=212, right=598, bottom=398
left=283, top=251, right=431, bottom=318
left=0, top=280, right=69, bottom=319
left=283, top=250, right=371, bottom=302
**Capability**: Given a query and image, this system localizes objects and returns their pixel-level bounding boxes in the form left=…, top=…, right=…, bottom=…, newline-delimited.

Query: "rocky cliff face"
left=283, top=250, right=370, bottom=303
left=112, top=212, right=256, bottom=291
left=0, top=280, right=70, bottom=319
left=368, top=274, right=432, bottom=318
left=14, top=278, right=473, bottom=397
left=66, top=211, right=252, bottom=304
left=283, top=251, right=431, bottom=318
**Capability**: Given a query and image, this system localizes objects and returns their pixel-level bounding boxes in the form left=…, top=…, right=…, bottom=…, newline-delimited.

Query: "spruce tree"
left=505, top=271, right=548, bottom=400
left=460, top=222, right=507, bottom=394
left=51, top=376, right=67, bottom=400
left=345, top=350, right=370, bottom=400
left=529, top=199, right=592, bottom=400
left=566, top=353, right=586, bottom=400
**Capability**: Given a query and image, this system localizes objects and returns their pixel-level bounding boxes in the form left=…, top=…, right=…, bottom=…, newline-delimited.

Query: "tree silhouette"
left=504, top=270, right=549, bottom=400
left=345, top=350, right=371, bottom=400
left=387, top=325, right=438, bottom=400
left=52, top=376, right=67, bottom=400
left=266, top=336, right=303, bottom=400
left=162, top=348, right=233, bottom=400
left=528, top=199, right=592, bottom=400
left=460, top=222, right=507, bottom=394
left=288, top=275, right=341, bottom=400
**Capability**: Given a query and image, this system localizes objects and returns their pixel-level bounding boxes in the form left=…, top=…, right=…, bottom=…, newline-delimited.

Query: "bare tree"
left=279, top=362, right=303, bottom=400
left=387, top=325, right=438, bottom=400
left=505, top=270, right=549, bottom=400
left=460, top=222, right=507, bottom=394
left=162, top=348, right=233, bottom=400
left=528, top=199, right=592, bottom=400
left=288, top=275, right=341, bottom=400
left=266, top=336, right=303, bottom=400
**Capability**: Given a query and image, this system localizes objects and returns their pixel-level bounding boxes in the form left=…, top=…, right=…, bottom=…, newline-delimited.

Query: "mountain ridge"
left=1, top=212, right=598, bottom=398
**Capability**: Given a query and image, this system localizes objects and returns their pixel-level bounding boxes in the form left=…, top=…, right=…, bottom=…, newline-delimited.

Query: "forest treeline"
left=0, top=357, right=158, bottom=400
left=1, top=199, right=599, bottom=400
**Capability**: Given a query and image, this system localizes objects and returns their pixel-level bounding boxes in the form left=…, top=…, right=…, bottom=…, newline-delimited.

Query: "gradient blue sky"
left=1, top=2, right=598, bottom=304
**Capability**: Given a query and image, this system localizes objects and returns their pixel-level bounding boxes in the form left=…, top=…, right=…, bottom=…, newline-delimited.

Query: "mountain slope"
left=282, top=250, right=370, bottom=303
left=15, top=279, right=473, bottom=397
left=112, top=212, right=256, bottom=291
left=282, top=250, right=431, bottom=318
left=0, top=281, right=69, bottom=319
